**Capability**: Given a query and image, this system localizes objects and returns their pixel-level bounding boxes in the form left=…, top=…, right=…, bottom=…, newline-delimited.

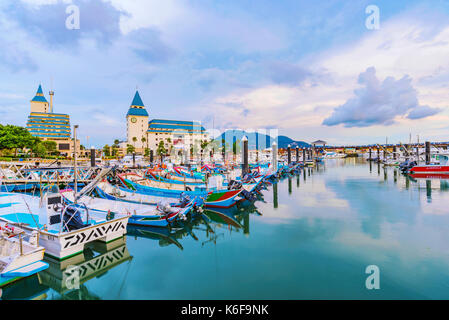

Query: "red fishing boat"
left=409, top=155, right=449, bottom=174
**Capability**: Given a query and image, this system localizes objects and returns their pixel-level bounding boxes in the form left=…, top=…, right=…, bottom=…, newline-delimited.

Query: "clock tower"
left=126, top=90, right=149, bottom=151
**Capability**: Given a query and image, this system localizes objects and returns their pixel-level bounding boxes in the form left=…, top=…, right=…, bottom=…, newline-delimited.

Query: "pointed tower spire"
left=130, top=90, right=145, bottom=107
left=36, top=84, right=44, bottom=95
left=31, top=84, right=48, bottom=103
left=127, top=90, right=148, bottom=116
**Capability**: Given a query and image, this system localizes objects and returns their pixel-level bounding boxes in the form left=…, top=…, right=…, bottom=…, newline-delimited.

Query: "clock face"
left=131, top=117, right=137, bottom=123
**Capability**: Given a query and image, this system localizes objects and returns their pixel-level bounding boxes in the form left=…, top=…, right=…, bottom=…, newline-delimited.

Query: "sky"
left=1, top=0, right=449, bottom=147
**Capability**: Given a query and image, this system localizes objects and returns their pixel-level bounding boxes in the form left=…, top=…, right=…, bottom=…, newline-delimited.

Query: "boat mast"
left=74, top=124, right=78, bottom=204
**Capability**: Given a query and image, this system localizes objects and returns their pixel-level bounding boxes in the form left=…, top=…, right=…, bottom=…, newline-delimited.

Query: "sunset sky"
left=1, top=0, right=449, bottom=147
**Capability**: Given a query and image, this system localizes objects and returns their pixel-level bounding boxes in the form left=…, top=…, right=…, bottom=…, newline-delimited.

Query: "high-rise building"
left=26, top=85, right=78, bottom=156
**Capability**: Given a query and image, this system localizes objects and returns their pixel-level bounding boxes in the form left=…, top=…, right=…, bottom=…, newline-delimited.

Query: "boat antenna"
left=17, top=193, right=41, bottom=230
left=74, top=125, right=79, bottom=204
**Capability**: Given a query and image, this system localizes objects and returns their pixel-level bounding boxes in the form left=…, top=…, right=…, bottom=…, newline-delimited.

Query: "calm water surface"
left=4, top=158, right=449, bottom=300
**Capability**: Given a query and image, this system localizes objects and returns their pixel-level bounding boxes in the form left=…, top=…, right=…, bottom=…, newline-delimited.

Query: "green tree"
left=126, top=144, right=135, bottom=154
left=42, top=141, right=57, bottom=154
left=33, top=143, right=47, bottom=158
left=132, top=137, right=137, bottom=147
left=0, top=125, right=40, bottom=156
left=144, top=148, right=150, bottom=157
left=111, top=140, right=119, bottom=157
left=157, top=141, right=167, bottom=162
left=103, top=144, right=110, bottom=157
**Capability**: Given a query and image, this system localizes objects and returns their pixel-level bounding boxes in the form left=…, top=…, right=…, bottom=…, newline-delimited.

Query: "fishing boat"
left=119, top=172, right=206, bottom=194
left=409, top=155, right=449, bottom=174
left=0, top=222, right=49, bottom=288
left=118, top=173, right=244, bottom=208
left=60, top=189, right=196, bottom=227
left=0, top=190, right=129, bottom=260
left=323, top=151, right=346, bottom=159
left=146, top=168, right=205, bottom=184
left=95, top=180, right=194, bottom=207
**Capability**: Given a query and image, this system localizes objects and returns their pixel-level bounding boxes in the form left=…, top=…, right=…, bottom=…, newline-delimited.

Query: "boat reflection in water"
left=203, top=200, right=260, bottom=241
left=127, top=223, right=192, bottom=251
left=408, top=173, right=449, bottom=204
left=1, top=237, right=132, bottom=300
left=127, top=199, right=260, bottom=250
left=37, top=237, right=132, bottom=300
left=0, top=274, right=49, bottom=300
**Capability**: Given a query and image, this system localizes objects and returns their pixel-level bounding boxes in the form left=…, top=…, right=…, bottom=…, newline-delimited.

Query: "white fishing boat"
left=0, top=190, right=129, bottom=260
left=60, top=189, right=195, bottom=227
left=96, top=180, right=181, bottom=205
left=323, top=151, right=346, bottom=159
left=0, top=222, right=49, bottom=287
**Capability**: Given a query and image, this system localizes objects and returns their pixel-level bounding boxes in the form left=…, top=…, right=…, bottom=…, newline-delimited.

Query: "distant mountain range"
left=214, top=130, right=311, bottom=149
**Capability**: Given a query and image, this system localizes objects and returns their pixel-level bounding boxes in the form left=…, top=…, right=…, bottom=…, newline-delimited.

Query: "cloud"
left=106, top=0, right=288, bottom=54
left=266, top=62, right=314, bottom=86
left=0, top=43, right=38, bottom=72
left=125, top=28, right=175, bottom=64
left=322, top=67, right=441, bottom=127
left=407, top=105, right=441, bottom=120
left=13, top=0, right=124, bottom=47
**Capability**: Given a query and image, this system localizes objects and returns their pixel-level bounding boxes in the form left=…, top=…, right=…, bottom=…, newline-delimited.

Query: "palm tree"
left=103, top=144, right=110, bottom=157
left=141, top=137, right=146, bottom=150
left=126, top=144, right=135, bottom=154
left=132, top=137, right=137, bottom=148
left=157, top=141, right=167, bottom=163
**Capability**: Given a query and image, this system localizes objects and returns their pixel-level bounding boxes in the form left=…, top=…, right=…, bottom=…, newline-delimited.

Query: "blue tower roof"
left=127, top=90, right=148, bottom=117
left=131, top=91, right=144, bottom=107
left=127, top=108, right=149, bottom=117
left=31, top=84, right=48, bottom=103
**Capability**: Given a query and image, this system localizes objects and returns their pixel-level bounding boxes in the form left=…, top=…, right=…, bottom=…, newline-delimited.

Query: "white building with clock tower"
left=126, top=90, right=149, bottom=152
left=122, top=90, right=209, bottom=157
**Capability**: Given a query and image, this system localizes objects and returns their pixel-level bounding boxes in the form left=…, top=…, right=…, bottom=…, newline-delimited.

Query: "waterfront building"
left=26, top=85, right=79, bottom=156
left=126, top=91, right=149, bottom=151
left=147, top=119, right=208, bottom=155
left=124, top=91, right=209, bottom=156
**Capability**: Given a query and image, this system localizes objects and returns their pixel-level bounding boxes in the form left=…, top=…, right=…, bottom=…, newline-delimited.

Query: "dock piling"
left=242, top=136, right=249, bottom=176
left=90, top=147, right=96, bottom=167
left=425, top=141, right=430, bottom=164
left=272, top=141, right=278, bottom=172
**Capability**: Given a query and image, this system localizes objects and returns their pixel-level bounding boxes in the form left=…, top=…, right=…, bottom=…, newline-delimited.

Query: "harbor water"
left=3, top=158, right=449, bottom=300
